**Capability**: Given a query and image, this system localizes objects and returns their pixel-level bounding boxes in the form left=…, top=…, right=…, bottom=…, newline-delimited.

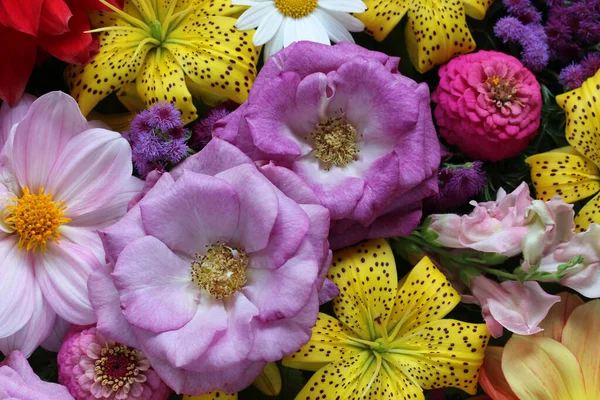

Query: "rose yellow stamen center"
left=95, top=344, right=142, bottom=392
left=191, top=243, right=249, bottom=300
left=274, top=0, right=318, bottom=18
left=312, top=117, right=359, bottom=169
left=5, top=187, right=70, bottom=252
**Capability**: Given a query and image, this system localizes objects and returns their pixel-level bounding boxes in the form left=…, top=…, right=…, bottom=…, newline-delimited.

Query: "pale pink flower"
left=467, top=275, right=561, bottom=337
left=538, top=224, right=600, bottom=298
left=58, top=325, right=170, bottom=400
left=428, top=182, right=575, bottom=258
left=0, top=350, right=74, bottom=399
left=0, top=92, right=142, bottom=356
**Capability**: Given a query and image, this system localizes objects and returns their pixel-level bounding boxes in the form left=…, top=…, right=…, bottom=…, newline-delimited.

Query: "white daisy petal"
left=236, top=2, right=276, bottom=30
left=327, top=10, right=365, bottom=32
left=264, top=25, right=285, bottom=59
left=295, top=14, right=330, bottom=45
left=313, top=8, right=354, bottom=43
left=282, top=18, right=302, bottom=48
left=317, top=0, right=367, bottom=13
left=253, top=8, right=285, bottom=46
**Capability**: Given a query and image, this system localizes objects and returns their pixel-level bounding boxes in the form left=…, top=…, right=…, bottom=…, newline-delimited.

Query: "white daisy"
left=233, top=0, right=367, bottom=60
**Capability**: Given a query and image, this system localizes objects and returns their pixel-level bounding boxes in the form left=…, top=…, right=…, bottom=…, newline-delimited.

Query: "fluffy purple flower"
left=88, top=138, right=332, bottom=395
left=546, top=0, right=600, bottom=63
left=0, top=351, right=74, bottom=399
left=494, top=17, right=549, bottom=71
left=559, top=52, right=600, bottom=90
left=58, top=325, right=170, bottom=400
left=190, top=107, right=232, bottom=150
left=500, top=0, right=541, bottom=23
left=125, top=103, right=189, bottom=178
left=560, top=63, right=587, bottom=90
left=215, top=41, right=440, bottom=249
left=431, top=162, right=487, bottom=211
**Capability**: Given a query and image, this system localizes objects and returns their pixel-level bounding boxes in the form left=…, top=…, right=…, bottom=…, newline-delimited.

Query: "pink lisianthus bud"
left=432, top=50, right=542, bottom=161
left=467, top=276, right=560, bottom=337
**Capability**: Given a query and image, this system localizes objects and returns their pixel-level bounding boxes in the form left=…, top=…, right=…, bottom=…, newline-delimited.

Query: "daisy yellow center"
left=95, top=344, right=142, bottom=392
left=5, top=187, right=70, bottom=252
left=312, top=117, right=358, bottom=169
left=486, top=75, right=520, bottom=108
left=274, top=0, right=318, bottom=18
left=191, top=244, right=249, bottom=300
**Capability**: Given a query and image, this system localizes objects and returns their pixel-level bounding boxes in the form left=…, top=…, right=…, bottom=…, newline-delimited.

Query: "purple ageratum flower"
left=559, top=52, right=600, bottom=90
left=190, top=107, right=232, bottom=150
left=560, top=63, right=587, bottom=90
left=125, top=103, right=189, bottom=178
left=214, top=41, right=440, bottom=249
left=500, top=0, right=541, bottom=24
left=494, top=17, right=549, bottom=71
left=88, top=138, right=332, bottom=395
left=0, top=350, right=74, bottom=399
left=58, top=325, right=171, bottom=400
left=431, top=162, right=487, bottom=212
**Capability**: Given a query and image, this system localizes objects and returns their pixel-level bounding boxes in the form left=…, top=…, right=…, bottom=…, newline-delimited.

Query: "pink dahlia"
left=88, top=138, right=331, bottom=395
left=58, top=325, right=170, bottom=400
left=0, top=350, right=74, bottom=399
left=0, top=92, right=142, bottom=357
left=214, top=41, right=440, bottom=249
left=432, top=50, right=542, bottom=162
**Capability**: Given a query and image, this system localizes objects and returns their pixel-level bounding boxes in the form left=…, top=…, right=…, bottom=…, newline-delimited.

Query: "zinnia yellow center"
left=5, top=187, right=70, bottom=252
left=274, top=0, right=318, bottom=18
left=191, top=243, right=249, bottom=300
left=312, top=117, right=359, bottom=169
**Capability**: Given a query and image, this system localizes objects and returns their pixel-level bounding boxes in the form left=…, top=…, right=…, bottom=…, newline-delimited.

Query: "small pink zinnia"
left=58, top=325, right=170, bottom=400
left=432, top=50, right=542, bottom=162
left=0, top=92, right=142, bottom=356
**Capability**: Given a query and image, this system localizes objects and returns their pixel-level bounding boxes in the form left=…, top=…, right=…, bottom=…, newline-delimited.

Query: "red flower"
left=0, top=0, right=123, bottom=106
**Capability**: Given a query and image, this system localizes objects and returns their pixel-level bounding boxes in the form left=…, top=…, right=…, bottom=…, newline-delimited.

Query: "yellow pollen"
left=191, top=243, right=249, bottom=300
left=491, top=75, right=500, bottom=85
left=311, top=117, right=359, bottom=169
left=5, top=187, right=70, bottom=252
left=274, top=0, right=318, bottom=18
left=95, top=344, right=142, bottom=392
left=485, top=76, right=520, bottom=108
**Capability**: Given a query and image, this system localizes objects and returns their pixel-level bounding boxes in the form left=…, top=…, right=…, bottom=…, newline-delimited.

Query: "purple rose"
left=87, top=139, right=332, bottom=395
left=215, top=41, right=440, bottom=249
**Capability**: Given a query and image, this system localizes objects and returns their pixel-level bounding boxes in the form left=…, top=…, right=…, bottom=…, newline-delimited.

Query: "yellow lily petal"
left=252, top=362, right=281, bottom=396
left=574, top=192, right=600, bottom=232
left=562, top=299, right=600, bottom=398
left=87, top=111, right=135, bottom=132
left=385, top=318, right=489, bottom=395
left=556, top=69, right=600, bottom=167
left=294, top=351, right=405, bottom=400
left=165, top=16, right=260, bottom=104
left=526, top=147, right=600, bottom=203
left=183, top=392, right=237, bottom=400
left=479, top=346, right=518, bottom=400
left=388, top=257, right=461, bottom=337
left=136, top=48, right=197, bottom=122
left=116, top=83, right=146, bottom=113
left=358, top=0, right=410, bottom=41
left=326, top=238, right=398, bottom=341
left=282, top=313, right=363, bottom=371
left=195, top=0, right=247, bottom=18
left=65, top=38, right=152, bottom=116
left=502, top=335, right=587, bottom=400
left=404, top=4, right=475, bottom=73
left=463, top=0, right=494, bottom=19
left=536, top=292, right=584, bottom=342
